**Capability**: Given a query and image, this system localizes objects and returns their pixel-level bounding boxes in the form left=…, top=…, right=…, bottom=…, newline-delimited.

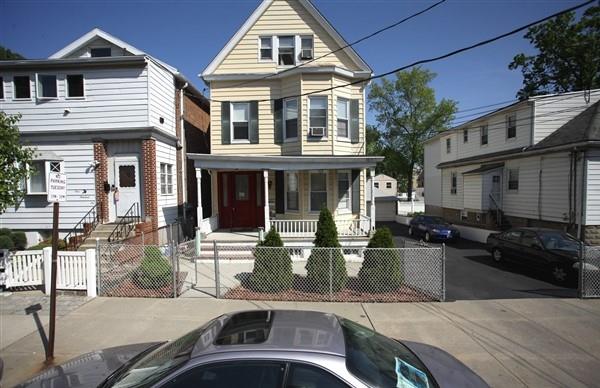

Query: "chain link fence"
left=580, top=246, right=600, bottom=298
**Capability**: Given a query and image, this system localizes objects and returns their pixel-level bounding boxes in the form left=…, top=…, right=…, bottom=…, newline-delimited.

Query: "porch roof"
left=462, top=162, right=504, bottom=175
left=187, top=153, right=384, bottom=171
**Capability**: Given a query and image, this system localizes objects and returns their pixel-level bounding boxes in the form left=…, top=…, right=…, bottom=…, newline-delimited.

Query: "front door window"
left=119, top=165, right=136, bottom=187
left=235, top=175, right=249, bottom=201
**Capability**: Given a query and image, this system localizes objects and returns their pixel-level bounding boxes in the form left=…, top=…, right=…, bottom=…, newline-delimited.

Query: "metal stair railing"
left=108, top=203, right=141, bottom=243
left=63, top=204, right=100, bottom=250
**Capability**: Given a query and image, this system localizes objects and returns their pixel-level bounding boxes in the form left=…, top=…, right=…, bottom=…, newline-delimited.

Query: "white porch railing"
left=271, top=216, right=372, bottom=238
left=5, top=247, right=97, bottom=296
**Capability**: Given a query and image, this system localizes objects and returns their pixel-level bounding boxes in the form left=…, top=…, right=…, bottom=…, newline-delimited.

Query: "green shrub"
left=135, top=246, right=173, bottom=289
left=305, top=207, right=348, bottom=293
left=249, top=228, right=293, bottom=292
left=11, top=231, right=27, bottom=250
left=27, top=238, right=67, bottom=251
left=358, top=227, right=403, bottom=292
left=0, top=228, right=11, bottom=237
left=0, top=235, right=14, bottom=250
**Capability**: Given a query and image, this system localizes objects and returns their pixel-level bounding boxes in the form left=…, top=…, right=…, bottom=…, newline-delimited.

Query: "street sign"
left=47, top=172, right=67, bottom=203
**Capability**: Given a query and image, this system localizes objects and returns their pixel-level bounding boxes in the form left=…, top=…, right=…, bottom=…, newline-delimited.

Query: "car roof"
left=511, top=227, right=566, bottom=233
left=190, top=310, right=346, bottom=359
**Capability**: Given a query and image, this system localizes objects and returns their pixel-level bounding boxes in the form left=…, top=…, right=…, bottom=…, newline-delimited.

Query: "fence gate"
left=580, top=246, right=600, bottom=298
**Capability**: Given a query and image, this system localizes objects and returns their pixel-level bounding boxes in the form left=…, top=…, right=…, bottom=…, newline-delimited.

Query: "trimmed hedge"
left=135, top=246, right=173, bottom=289
left=306, top=207, right=348, bottom=293
left=27, top=238, right=67, bottom=251
left=249, top=228, right=293, bottom=292
left=358, top=227, right=403, bottom=292
left=0, top=229, right=28, bottom=250
left=0, top=235, right=14, bottom=250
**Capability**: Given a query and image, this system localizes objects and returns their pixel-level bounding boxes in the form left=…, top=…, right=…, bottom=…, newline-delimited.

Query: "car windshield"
left=108, top=319, right=215, bottom=388
left=422, top=216, right=446, bottom=225
left=539, top=232, right=580, bottom=252
left=339, top=317, right=437, bottom=388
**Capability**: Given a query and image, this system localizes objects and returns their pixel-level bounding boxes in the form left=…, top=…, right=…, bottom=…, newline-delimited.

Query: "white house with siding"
left=424, top=89, right=600, bottom=243
left=0, top=29, right=210, bottom=248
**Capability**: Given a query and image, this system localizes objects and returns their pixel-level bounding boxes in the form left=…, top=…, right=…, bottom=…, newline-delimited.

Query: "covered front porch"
left=188, top=154, right=383, bottom=238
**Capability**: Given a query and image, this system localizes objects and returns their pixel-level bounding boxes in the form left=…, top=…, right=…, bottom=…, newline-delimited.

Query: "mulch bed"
left=223, top=277, right=436, bottom=302
left=103, top=272, right=188, bottom=298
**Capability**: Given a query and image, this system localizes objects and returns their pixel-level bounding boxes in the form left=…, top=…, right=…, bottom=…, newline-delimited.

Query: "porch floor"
left=203, top=229, right=260, bottom=242
left=202, top=228, right=370, bottom=246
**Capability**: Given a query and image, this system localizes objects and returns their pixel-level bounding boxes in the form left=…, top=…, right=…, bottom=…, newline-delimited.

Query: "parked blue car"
left=408, top=215, right=460, bottom=242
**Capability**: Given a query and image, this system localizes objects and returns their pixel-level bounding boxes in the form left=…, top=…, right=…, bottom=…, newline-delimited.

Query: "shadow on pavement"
left=25, top=303, right=49, bottom=359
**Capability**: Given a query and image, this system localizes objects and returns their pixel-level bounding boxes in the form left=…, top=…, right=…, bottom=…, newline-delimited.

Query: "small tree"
left=306, top=207, right=348, bottom=293
left=249, top=228, right=293, bottom=292
left=358, top=227, right=403, bottom=293
left=136, top=246, right=173, bottom=289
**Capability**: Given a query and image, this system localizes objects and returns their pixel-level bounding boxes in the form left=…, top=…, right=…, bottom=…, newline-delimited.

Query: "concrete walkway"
left=1, top=296, right=599, bottom=387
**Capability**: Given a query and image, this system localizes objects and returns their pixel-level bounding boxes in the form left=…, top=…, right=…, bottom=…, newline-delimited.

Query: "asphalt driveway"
left=379, top=222, right=578, bottom=301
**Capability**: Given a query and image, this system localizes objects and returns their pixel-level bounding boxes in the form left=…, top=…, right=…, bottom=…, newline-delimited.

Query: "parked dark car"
left=486, top=227, right=585, bottom=283
left=17, top=310, right=489, bottom=388
left=408, top=215, right=460, bottom=242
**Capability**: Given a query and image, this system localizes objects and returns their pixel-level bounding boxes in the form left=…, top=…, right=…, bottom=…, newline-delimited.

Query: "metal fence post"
left=213, top=241, right=221, bottom=299
left=441, top=243, right=446, bottom=302
left=579, top=243, right=585, bottom=298
left=329, top=249, right=333, bottom=301
left=95, top=238, right=101, bottom=296
left=171, top=240, right=177, bottom=298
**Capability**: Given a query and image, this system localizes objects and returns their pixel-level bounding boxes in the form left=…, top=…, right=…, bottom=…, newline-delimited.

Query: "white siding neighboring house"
left=0, top=28, right=210, bottom=248
left=424, top=89, right=600, bottom=243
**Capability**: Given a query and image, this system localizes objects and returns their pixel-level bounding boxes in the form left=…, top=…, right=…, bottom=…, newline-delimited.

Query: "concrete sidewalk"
left=1, top=296, right=600, bottom=387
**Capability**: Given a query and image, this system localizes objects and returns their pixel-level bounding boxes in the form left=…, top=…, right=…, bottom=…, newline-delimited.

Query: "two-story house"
left=424, top=89, right=600, bottom=242
left=188, top=0, right=382, bottom=239
left=0, top=29, right=210, bottom=247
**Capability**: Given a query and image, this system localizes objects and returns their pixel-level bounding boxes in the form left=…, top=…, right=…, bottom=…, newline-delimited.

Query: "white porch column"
left=195, top=168, right=203, bottom=229
left=263, top=170, right=270, bottom=231
left=369, top=168, right=376, bottom=230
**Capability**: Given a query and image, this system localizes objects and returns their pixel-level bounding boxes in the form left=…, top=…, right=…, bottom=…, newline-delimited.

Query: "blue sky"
left=0, top=0, right=586, bottom=125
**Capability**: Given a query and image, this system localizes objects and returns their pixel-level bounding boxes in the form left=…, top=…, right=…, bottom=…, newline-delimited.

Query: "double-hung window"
left=27, top=160, right=62, bottom=195
left=508, top=168, right=519, bottom=190
left=507, top=113, right=517, bottom=139
left=310, top=172, right=327, bottom=212
left=450, top=172, right=457, bottom=195
left=13, top=76, right=31, bottom=99
left=300, top=36, right=314, bottom=60
left=278, top=36, right=295, bottom=66
left=284, top=98, right=298, bottom=140
left=463, top=129, right=468, bottom=143
left=36, top=74, right=57, bottom=99
left=337, top=98, right=349, bottom=139
left=337, top=171, right=351, bottom=211
left=259, top=37, right=273, bottom=61
left=231, top=102, right=250, bottom=142
left=309, top=96, right=327, bottom=137
left=160, top=163, right=173, bottom=195
left=480, top=124, right=488, bottom=145
left=286, top=172, right=299, bottom=211
left=66, top=74, right=84, bottom=98
left=446, top=138, right=451, bottom=154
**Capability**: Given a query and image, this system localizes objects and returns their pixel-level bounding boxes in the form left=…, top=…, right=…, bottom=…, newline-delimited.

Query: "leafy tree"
left=509, top=6, right=600, bottom=99
left=358, top=227, right=403, bottom=293
left=250, top=228, right=293, bottom=292
left=0, top=112, right=34, bottom=214
left=0, top=46, right=25, bottom=60
left=305, top=207, right=348, bottom=293
left=366, top=124, right=409, bottom=191
left=368, top=67, right=457, bottom=200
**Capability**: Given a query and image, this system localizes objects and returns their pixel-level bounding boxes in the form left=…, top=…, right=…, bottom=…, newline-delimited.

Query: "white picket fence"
left=5, top=247, right=97, bottom=297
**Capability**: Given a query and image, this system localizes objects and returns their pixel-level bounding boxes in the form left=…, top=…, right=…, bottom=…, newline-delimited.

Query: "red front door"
left=218, top=172, right=264, bottom=229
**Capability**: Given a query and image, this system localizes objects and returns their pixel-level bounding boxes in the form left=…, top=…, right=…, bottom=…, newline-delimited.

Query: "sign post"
left=47, top=172, right=66, bottom=362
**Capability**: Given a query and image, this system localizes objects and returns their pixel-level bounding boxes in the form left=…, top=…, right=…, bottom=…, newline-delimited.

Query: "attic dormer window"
left=278, top=36, right=295, bottom=66
left=90, top=47, right=111, bottom=57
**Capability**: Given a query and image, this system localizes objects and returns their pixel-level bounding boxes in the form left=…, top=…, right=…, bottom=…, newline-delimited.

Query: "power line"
left=226, top=0, right=447, bottom=89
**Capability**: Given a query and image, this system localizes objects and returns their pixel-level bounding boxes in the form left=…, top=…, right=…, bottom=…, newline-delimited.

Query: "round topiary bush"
left=305, top=207, right=348, bottom=293
left=0, top=235, right=15, bottom=250
left=135, top=246, right=173, bottom=289
left=10, top=231, right=27, bottom=250
left=358, top=227, right=403, bottom=293
left=249, top=228, right=293, bottom=292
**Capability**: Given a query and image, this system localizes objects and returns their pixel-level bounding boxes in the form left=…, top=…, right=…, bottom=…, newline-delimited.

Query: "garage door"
left=376, top=200, right=397, bottom=221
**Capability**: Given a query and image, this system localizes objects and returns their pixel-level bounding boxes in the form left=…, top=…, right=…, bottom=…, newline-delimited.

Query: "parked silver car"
left=17, top=310, right=488, bottom=388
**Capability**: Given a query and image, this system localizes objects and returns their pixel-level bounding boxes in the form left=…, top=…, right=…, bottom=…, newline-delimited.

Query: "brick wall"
left=142, top=139, right=158, bottom=231
left=583, top=225, right=600, bottom=245
left=93, top=142, right=109, bottom=222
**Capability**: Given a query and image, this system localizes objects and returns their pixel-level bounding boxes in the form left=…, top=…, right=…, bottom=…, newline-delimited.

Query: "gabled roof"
left=201, top=0, right=372, bottom=78
left=374, top=174, right=396, bottom=181
left=530, top=101, right=600, bottom=150
left=49, top=28, right=145, bottom=59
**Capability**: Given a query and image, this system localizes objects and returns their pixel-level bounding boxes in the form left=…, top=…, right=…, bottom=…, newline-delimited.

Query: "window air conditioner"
left=310, top=127, right=325, bottom=137
left=301, top=48, right=313, bottom=60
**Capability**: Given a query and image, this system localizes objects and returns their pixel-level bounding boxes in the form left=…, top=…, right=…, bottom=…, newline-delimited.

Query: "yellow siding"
left=215, top=0, right=359, bottom=75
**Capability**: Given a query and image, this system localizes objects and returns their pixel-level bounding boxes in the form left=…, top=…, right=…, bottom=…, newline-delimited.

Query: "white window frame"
left=309, top=171, right=328, bottom=213
left=480, top=124, right=488, bottom=146
left=27, top=160, right=63, bottom=195
left=506, top=113, right=517, bottom=140
left=277, top=35, right=296, bottom=66
left=508, top=168, right=519, bottom=191
left=446, top=138, right=451, bottom=154
left=35, top=74, right=59, bottom=100
left=230, top=102, right=251, bottom=144
left=300, top=35, right=314, bottom=61
left=285, top=171, right=299, bottom=212
left=160, top=163, right=174, bottom=195
left=66, top=74, right=85, bottom=99
left=258, top=36, right=274, bottom=62
left=12, top=75, right=32, bottom=100
left=336, top=97, right=350, bottom=140
left=337, top=170, right=351, bottom=213
left=283, top=97, right=298, bottom=141
left=308, top=96, right=328, bottom=138
left=450, top=172, right=457, bottom=195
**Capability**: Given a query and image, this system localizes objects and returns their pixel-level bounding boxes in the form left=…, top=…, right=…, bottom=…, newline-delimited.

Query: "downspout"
left=579, top=150, right=587, bottom=241
left=180, top=82, right=189, bottom=220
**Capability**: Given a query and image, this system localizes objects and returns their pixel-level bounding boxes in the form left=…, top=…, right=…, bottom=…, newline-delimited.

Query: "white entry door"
left=114, top=156, right=141, bottom=217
